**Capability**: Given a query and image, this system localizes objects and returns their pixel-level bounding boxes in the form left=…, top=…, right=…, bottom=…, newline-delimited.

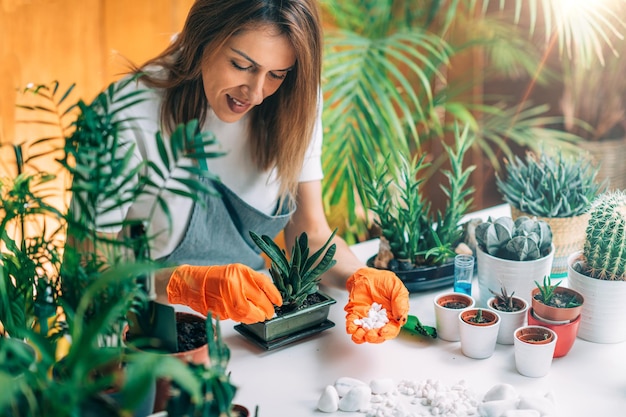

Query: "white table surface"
left=188, top=205, right=626, bottom=416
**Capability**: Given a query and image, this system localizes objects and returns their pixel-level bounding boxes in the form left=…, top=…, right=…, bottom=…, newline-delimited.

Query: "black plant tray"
left=367, top=256, right=455, bottom=293
left=234, top=319, right=335, bottom=351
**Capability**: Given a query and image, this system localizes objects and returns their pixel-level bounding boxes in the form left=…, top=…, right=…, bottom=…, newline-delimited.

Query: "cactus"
left=475, top=216, right=552, bottom=261
left=582, top=191, right=626, bottom=281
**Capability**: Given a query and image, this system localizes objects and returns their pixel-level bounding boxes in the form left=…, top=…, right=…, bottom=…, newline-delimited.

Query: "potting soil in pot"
left=176, top=320, right=207, bottom=352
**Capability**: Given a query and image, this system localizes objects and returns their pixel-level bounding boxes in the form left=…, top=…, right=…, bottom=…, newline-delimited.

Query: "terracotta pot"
left=433, top=292, right=475, bottom=342
left=531, top=287, right=584, bottom=323
left=528, top=308, right=580, bottom=358
left=153, top=311, right=209, bottom=413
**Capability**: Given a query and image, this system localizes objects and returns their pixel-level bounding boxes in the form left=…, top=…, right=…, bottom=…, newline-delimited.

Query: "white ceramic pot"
left=513, top=325, right=557, bottom=378
left=486, top=296, right=528, bottom=345
left=433, top=292, right=475, bottom=342
left=458, top=309, right=500, bottom=359
left=476, top=245, right=554, bottom=308
left=567, top=251, right=626, bottom=343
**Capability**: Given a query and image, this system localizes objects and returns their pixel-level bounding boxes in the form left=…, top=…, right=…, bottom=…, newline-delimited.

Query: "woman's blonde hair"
left=136, top=0, right=322, bottom=199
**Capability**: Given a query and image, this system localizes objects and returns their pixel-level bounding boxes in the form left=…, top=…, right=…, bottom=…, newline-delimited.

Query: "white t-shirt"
left=98, top=77, right=323, bottom=259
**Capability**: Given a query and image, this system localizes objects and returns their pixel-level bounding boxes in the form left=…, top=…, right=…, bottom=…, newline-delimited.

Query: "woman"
left=108, top=0, right=408, bottom=344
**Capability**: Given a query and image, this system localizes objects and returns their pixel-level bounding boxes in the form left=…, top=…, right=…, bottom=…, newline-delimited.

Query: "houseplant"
left=320, top=0, right=598, bottom=244
left=433, top=292, right=475, bottom=342
left=486, top=284, right=528, bottom=345
left=458, top=308, right=500, bottom=359
left=0, top=79, right=229, bottom=415
left=496, top=150, right=605, bottom=276
left=527, top=276, right=583, bottom=357
left=233, top=230, right=338, bottom=350
left=474, top=215, right=554, bottom=307
left=531, top=276, right=583, bottom=324
left=568, top=190, right=626, bottom=343
left=513, top=325, right=557, bottom=378
left=361, top=123, right=476, bottom=292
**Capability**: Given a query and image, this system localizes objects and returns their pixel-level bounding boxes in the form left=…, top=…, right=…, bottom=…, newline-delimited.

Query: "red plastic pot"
left=527, top=308, right=580, bottom=358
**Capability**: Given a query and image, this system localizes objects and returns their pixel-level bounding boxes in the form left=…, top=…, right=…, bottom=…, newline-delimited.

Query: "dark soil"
left=443, top=301, right=468, bottom=309
left=274, top=292, right=324, bottom=316
left=176, top=318, right=207, bottom=352
left=534, top=291, right=582, bottom=308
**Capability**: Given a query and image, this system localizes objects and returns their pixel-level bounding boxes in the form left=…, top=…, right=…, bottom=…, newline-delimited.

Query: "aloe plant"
left=475, top=216, right=552, bottom=261
left=496, top=151, right=605, bottom=218
left=249, top=230, right=337, bottom=310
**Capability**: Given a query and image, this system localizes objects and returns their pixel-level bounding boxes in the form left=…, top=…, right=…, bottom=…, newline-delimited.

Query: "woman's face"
left=202, top=25, right=296, bottom=123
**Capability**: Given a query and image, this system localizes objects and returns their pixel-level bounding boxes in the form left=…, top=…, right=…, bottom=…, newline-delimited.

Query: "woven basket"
left=578, top=136, right=626, bottom=191
left=511, top=206, right=590, bottom=277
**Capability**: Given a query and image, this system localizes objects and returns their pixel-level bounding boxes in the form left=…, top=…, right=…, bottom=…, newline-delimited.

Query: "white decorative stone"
left=517, top=395, right=557, bottom=416
left=503, top=410, right=540, bottom=417
left=317, top=385, right=339, bottom=413
left=483, top=383, right=519, bottom=402
left=371, top=378, right=395, bottom=395
left=339, top=385, right=372, bottom=412
left=478, top=399, right=519, bottom=417
left=335, top=376, right=368, bottom=397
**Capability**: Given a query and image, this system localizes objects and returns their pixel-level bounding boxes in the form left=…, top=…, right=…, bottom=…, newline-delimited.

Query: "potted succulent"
left=513, top=325, right=558, bottom=378
left=530, top=276, right=583, bottom=324
left=567, top=190, right=626, bottom=344
left=361, top=123, right=476, bottom=292
left=432, top=292, right=475, bottom=342
left=458, top=308, right=501, bottom=359
left=487, top=284, right=529, bottom=345
left=233, top=230, right=338, bottom=350
left=474, top=215, right=554, bottom=307
left=496, top=150, right=605, bottom=276
left=527, top=276, right=583, bottom=358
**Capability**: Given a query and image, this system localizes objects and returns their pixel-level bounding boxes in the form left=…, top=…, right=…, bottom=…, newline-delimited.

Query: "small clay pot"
left=515, top=326, right=554, bottom=344
left=531, top=287, right=584, bottom=323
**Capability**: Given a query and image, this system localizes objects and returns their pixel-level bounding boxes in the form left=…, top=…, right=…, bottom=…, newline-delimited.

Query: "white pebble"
left=354, top=302, right=390, bottom=329
left=317, top=385, right=339, bottom=413
left=371, top=378, right=395, bottom=395
left=339, top=385, right=372, bottom=412
left=335, top=376, right=368, bottom=397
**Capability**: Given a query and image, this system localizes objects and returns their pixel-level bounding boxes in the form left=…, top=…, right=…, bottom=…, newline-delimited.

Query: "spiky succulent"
left=496, top=151, right=604, bottom=217
left=581, top=191, right=626, bottom=280
left=475, top=216, right=552, bottom=261
left=250, top=230, right=337, bottom=308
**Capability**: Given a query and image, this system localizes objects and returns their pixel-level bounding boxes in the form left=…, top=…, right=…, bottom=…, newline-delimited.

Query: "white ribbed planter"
left=476, top=245, right=554, bottom=308
left=567, top=251, right=626, bottom=343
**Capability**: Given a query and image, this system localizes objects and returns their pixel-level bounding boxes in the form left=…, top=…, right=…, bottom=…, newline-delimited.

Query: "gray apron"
left=159, top=177, right=294, bottom=271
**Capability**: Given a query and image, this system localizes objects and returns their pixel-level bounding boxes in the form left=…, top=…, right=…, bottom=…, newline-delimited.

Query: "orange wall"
left=1, top=0, right=194, bottom=148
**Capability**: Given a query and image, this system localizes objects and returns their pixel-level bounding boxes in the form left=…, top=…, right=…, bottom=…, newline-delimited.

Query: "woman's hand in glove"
left=166, top=263, right=282, bottom=324
left=344, top=267, right=409, bottom=344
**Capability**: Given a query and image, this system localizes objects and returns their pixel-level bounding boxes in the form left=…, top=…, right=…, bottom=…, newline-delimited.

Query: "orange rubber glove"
left=344, top=267, right=409, bottom=344
left=166, top=263, right=282, bottom=324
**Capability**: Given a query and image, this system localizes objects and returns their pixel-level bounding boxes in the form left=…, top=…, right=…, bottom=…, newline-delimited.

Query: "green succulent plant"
left=249, top=230, right=337, bottom=310
left=496, top=151, right=605, bottom=218
left=580, top=191, right=626, bottom=281
left=475, top=216, right=553, bottom=261
left=361, top=123, right=475, bottom=269
left=488, top=283, right=520, bottom=313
